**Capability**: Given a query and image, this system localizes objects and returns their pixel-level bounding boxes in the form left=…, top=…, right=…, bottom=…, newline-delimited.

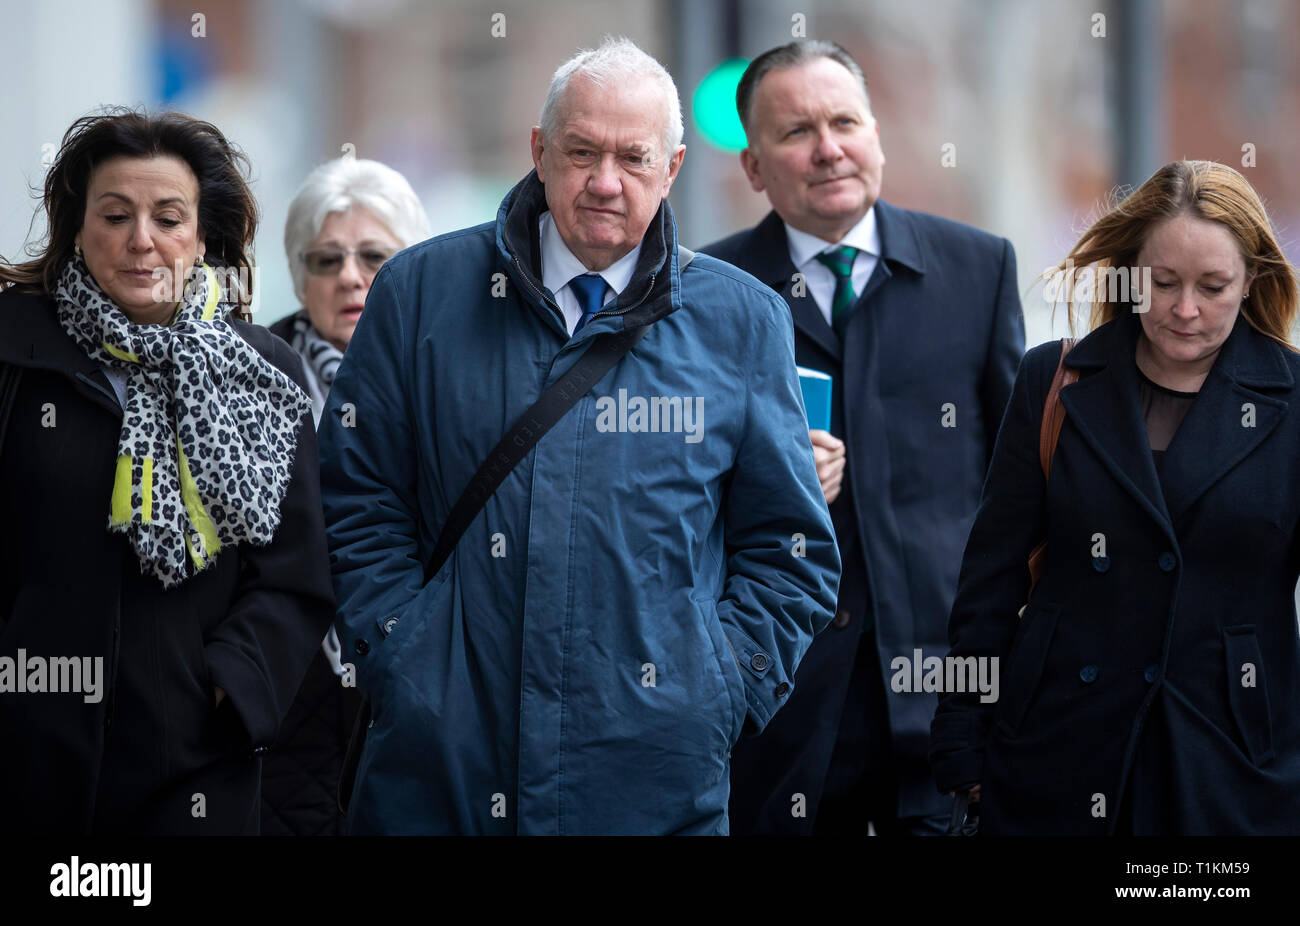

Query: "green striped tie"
left=814, top=246, right=860, bottom=335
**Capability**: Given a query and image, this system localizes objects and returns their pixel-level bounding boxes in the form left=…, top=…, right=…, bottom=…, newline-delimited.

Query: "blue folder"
left=796, top=366, right=833, bottom=432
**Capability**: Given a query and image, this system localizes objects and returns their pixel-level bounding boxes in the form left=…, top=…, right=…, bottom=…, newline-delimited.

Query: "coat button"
left=1092, top=556, right=1110, bottom=573
left=832, top=608, right=852, bottom=630
left=1158, top=552, right=1176, bottom=572
left=1144, top=664, right=1159, bottom=683
left=1079, top=664, right=1099, bottom=683
left=774, top=682, right=790, bottom=698
left=749, top=652, right=770, bottom=672
left=382, top=616, right=399, bottom=635
left=355, top=639, right=370, bottom=656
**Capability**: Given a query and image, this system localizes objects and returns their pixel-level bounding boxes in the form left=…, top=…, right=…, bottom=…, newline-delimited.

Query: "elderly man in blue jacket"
left=317, top=37, right=840, bottom=835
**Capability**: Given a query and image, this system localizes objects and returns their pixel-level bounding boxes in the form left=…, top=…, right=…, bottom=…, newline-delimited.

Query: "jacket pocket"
left=695, top=592, right=747, bottom=748
left=371, top=567, right=455, bottom=718
left=995, top=602, right=1061, bottom=737
left=1222, top=625, right=1274, bottom=765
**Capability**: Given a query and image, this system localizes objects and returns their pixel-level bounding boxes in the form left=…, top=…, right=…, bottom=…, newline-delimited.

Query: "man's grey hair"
left=736, top=40, right=872, bottom=138
left=538, top=36, right=684, bottom=171
left=283, top=157, right=432, bottom=302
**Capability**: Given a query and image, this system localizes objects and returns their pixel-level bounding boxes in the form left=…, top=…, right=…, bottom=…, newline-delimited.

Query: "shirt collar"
left=783, top=205, right=880, bottom=270
left=540, top=212, right=643, bottom=297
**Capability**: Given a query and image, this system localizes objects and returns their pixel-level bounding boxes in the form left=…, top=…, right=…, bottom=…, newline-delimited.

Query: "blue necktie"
left=569, top=273, right=607, bottom=335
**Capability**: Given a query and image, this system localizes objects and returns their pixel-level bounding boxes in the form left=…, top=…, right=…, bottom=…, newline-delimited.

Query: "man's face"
left=740, top=57, right=884, bottom=243
left=532, top=73, right=685, bottom=271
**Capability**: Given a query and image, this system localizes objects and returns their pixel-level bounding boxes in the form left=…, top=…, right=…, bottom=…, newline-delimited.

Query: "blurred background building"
left=1, top=0, right=1297, bottom=347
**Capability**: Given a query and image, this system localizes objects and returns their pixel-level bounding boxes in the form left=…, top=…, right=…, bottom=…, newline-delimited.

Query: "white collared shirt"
left=784, top=207, right=881, bottom=328
left=540, top=212, right=643, bottom=335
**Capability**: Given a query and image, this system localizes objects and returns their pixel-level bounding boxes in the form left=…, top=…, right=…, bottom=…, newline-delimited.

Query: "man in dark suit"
left=701, top=40, right=1025, bottom=835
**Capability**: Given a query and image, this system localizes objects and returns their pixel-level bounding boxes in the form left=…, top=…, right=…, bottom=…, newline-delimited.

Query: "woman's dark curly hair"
left=0, top=106, right=259, bottom=309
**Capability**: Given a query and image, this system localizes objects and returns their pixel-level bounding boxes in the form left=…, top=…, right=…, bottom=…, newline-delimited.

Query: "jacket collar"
left=736, top=199, right=925, bottom=363
left=0, top=286, right=99, bottom=375
left=0, top=286, right=123, bottom=417
left=744, top=198, right=926, bottom=285
left=494, top=170, right=681, bottom=338
left=1060, top=310, right=1292, bottom=535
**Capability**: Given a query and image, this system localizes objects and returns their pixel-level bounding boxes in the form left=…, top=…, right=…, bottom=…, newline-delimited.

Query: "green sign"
left=693, top=58, right=750, bottom=151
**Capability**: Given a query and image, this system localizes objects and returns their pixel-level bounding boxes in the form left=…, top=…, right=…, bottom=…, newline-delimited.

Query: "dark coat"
left=320, top=172, right=839, bottom=835
left=259, top=311, right=361, bottom=837
left=930, top=311, right=1300, bottom=835
left=702, top=202, right=1024, bottom=828
left=0, top=286, right=334, bottom=835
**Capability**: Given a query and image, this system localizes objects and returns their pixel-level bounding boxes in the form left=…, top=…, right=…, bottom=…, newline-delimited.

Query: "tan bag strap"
left=1038, top=338, right=1078, bottom=480
left=1024, top=338, right=1077, bottom=609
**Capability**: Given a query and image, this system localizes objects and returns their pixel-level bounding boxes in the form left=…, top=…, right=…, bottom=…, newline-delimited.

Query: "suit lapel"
left=1059, top=314, right=1175, bottom=541
left=1157, top=317, right=1291, bottom=526
left=740, top=211, right=842, bottom=363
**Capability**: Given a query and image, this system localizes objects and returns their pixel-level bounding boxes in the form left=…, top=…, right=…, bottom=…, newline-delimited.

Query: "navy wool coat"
left=931, top=311, right=1300, bottom=835
left=703, top=203, right=1024, bottom=827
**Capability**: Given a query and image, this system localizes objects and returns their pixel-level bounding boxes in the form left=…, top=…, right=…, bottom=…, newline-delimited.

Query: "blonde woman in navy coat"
left=930, top=161, right=1300, bottom=834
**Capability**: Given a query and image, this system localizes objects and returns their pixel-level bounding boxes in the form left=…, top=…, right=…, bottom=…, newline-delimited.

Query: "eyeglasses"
left=301, top=246, right=395, bottom=276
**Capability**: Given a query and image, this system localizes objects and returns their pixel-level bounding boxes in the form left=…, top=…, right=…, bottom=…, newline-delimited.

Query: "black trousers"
left=728, top=533, right=948, bottom=835
left=813, top=629, right=949, bottom=836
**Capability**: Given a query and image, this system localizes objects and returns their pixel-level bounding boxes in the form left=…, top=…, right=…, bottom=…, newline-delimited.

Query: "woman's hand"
left=809, top=430, right=846, bottom=504
left=214, top=685, right=227, bottom=708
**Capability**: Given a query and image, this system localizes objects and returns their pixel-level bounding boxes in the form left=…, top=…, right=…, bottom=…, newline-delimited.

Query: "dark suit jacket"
left=931, top=311, right=1300, bottom=834
left=702, top=200, right=1024, bottom=825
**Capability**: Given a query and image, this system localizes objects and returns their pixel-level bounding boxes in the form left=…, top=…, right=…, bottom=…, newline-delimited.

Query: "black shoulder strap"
left=422, top=246, right=693, bottom=584
left=424, top=323, right=649, bottom=583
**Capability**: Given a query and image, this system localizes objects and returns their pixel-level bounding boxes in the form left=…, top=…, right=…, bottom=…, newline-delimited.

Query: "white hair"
left=538, top=36, right=684, bottom=172
left=283, top=157, right=432, bottom=301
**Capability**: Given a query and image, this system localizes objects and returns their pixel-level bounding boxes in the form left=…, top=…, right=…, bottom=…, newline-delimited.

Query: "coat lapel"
left=838, top=199, right=925, bottom=338
left=1059, top=314, right=1175, bottom=540
left=1157, top=316, right=1292, bottom=526
left=741, top=211, right=841, bottom=362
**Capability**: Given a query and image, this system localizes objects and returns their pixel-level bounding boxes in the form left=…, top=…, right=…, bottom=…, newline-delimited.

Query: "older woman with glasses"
left=262, top=157, right=429, bottom=835
left=268, top=158, right=431, bottom=424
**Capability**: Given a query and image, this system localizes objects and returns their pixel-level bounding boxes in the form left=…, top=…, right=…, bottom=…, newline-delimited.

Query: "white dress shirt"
left=783, top=207, right=882, bottom=328
left=540, top=212, right=643, bottom=335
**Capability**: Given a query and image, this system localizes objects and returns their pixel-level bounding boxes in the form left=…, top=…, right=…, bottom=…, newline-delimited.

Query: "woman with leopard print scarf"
left=0, top=109, right=334, bottom=835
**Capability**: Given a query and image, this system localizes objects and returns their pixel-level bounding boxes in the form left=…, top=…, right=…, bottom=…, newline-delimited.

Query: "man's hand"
left=809, top=430, right=846, bottom=504
left=214, top=685, right=227, bottom=708
left=947, top=783, right=981, bottom=802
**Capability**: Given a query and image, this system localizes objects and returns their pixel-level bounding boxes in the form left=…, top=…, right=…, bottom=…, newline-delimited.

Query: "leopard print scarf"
left=55, top=256, right=312, bottom=588
left=287, top=309, right=343, bottom=391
